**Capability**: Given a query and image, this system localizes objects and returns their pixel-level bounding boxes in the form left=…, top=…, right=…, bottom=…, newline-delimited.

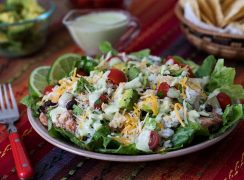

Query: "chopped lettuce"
left=218, top=85, right=244, bottom=100
left=170, top=121, right=209, bottom=150
left=21, top=95, right=40, bottom=117
left=99, top=41, right=118, bottom=55
left=72, top=105, right=83, bottom=116
left=144, top=117, right=157, bottom=130
left=210, top=104, right=243, bottom=138
left=171, top=126, right=195, bottom=149
left=97, top=144, right=143, bottom=155
left=75, top=77, right=94, bottom=93
left=130, top=49, right=150, bottom=59
left=207, top=59, right=235, bottom=92
left=195, top=55, right=217, bottom=78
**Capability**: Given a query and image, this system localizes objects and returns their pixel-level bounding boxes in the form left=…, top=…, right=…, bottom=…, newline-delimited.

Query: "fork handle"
left=9, top=132, right=34, bottom=179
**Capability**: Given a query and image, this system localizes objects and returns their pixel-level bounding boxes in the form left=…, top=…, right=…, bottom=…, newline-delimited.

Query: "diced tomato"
left=217, top=92, right=231, bottom=110
left=94, top=94, right=108, bottom=110
left=99, top=94, right=108, bottom=103
left=77, top=69, right=87, bottom=76
left=241, top=100, right=244, bottom=104
left=44, top=85, right=54, bottom=95
left=157, top=82, right=170, bottom=98
left=187, top=66, right=194, bottom=78
left=108, top=68, right=127, bottom=85
left=149, top=131, right=160, bottom=150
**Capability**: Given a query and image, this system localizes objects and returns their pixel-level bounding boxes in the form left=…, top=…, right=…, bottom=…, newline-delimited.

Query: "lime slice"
left=48, top=53, right=81, bottom=85
left=29, top=66, right=50, bottom=97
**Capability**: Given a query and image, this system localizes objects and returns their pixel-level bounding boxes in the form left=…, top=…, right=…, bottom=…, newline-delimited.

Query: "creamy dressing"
left=65, top=11, right=129, bottom=55
left=135, top=129, right=151, bottom=152
left=50, top=107, right=68, bottom=124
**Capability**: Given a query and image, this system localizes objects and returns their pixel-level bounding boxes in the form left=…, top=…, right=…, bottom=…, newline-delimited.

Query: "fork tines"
left=0, top=84, right=18, bottom=112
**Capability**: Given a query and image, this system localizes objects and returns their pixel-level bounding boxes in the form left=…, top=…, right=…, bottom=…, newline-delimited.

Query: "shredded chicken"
left=39, top=113, right=48, bottom=126
left=54, top=110, right=77, bottom=133
left=199, top=112, right=222, bottom=132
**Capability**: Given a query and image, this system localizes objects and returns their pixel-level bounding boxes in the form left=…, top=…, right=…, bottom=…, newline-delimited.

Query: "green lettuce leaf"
left=20, top=95, right=40, bottom=117
left=87, top=126, right=112, bottom=150
left=195, top=55, right=217, bottom=77
left=130, top=49, right=150, bottom=59
left=218, top=85, right=244, bottom=100
left=169, top=121, right=209, bottom=150
left=97, top=144, right=142, bottom=155
left=223, top=104, right=243, bottom=126
left=207, top=59, right=235, bottom=92
left=99, top=41, right=118, bottom=55
left=210, top=104, right=243, bottom=138
left=72, top=105, right=83, bottom=116
left=75, top=77, right=94, bottom=93
left=171, top=126, right=195, bottom=149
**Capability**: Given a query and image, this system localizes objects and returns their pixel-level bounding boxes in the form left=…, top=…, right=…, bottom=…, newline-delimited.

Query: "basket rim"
left=174, top=2, right=244, bottom=40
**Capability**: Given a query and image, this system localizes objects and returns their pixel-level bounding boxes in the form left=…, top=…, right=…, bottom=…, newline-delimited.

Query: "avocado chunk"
left=119, top=89, right=139, bottom=110
left=127, top=66, right=140, bottom=81
left=141, top=104, right=153, bottom=113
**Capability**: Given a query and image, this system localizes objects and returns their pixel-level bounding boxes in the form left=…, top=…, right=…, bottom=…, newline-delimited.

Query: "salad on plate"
left=22, top=42, right=244, bottom=155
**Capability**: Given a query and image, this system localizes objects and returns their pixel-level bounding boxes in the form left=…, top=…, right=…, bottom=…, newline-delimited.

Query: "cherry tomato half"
left=217, top=92, right=231, bottom=110
left=108, top=68, right=127, bottom=85
left=94, top=94, right=108, bottom=110
left=157, top=82, right=170, bottom=98
left=149, top=131, right=160, bottom=150
left=44, top=85, right=54, bottom=95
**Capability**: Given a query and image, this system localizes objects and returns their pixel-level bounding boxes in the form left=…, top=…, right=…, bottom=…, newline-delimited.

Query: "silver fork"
left=0, top=84, right=33, bottom=179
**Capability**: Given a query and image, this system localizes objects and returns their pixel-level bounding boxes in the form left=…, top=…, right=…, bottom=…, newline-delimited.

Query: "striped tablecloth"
left=0, top=0, right=244, bottom=179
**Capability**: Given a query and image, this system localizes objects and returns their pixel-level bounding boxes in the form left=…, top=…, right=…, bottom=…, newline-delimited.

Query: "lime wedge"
left=29, top=66, right=50, bottom=97
left=48, top=53, right=81, bottom=85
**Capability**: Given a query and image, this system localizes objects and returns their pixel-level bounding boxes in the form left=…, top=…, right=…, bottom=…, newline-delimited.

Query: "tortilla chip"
left=221, top=0, right=235, bottom=15
left=229, top=22, right=244, bottom=33
left=208, top=0, right=224, bottom=27
left=223, top=1, right=244, bottom=26
left=189, top=0, right=200, bottom=18
left=179, top=0, right=188, bottom=8
left=197, top=0, right=216, bottom=25
left=201, top=12, right=214, bottom=25
left=180, top=0, right=200, bottom=18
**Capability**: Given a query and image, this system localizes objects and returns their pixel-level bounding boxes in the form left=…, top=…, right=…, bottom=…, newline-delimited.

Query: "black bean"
left=44, top=100, right=57, bottom=108
left=82, top=136, right=88, bottom=141
left=205, top=104, right=213, bottom=112
left=66, top=99, right=77, bottom=110
left=38, top=106, right=46, bottom=113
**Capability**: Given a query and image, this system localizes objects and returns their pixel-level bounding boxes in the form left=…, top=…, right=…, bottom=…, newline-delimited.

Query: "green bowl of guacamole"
left=0, top=0, right=55, bottom=58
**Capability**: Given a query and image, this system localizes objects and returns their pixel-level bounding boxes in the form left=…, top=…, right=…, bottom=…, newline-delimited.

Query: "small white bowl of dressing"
left=63, top=9, right=140, bottom=55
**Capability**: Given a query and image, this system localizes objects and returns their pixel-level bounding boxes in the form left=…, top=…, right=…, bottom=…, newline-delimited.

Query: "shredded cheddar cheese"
left=121, top=113, right=139, bottom=139
left=144, top=95, right=159, bottom=116
left=174, top=103, right=185, bottom=127
left=112, top=137, right=131, bottom=145
left=71, top=68, right=77, bottom=81
left=179, top=77, right=188, bottom=99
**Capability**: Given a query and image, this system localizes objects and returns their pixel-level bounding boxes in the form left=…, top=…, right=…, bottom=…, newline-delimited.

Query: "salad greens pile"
left=22, top=42, right=244, bottom=154
left=0, top=0, right=46, bottom=57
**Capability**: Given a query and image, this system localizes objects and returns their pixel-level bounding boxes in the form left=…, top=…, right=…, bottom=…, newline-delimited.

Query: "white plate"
left=27, top=108, right=236, bottom=162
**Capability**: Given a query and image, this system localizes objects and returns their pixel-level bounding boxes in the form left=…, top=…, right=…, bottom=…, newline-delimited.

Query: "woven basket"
left=175, top=2, right=244, bottom=60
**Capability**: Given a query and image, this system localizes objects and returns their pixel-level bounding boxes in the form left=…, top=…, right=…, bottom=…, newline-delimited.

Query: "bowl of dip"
left=63, top=9, right=140, bottom=55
